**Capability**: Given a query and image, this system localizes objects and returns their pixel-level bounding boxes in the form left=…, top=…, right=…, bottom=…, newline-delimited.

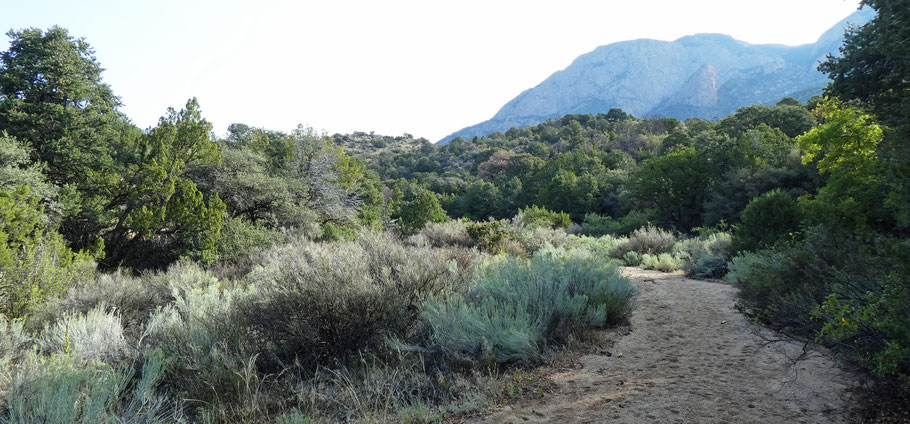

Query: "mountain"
left=439, top=8, right=875, bottom=144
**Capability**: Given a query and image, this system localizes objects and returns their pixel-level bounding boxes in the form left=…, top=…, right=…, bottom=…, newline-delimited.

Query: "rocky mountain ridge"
left=440, top=8, right=875, bottom=144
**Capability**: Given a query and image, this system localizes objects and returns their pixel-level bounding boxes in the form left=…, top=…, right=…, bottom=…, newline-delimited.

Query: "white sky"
left=2, top=0, right=861, bottom=141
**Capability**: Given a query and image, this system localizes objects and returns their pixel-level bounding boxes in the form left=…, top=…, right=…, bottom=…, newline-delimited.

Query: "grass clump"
left=640, top=253, right=683, bottom=272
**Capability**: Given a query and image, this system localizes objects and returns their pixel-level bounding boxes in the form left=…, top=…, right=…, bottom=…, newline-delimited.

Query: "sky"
left=2, top=0, right=862, bottom=142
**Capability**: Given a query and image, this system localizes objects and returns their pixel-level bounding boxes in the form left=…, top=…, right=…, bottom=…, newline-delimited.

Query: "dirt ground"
left=470, top=268, right=857, bottom=424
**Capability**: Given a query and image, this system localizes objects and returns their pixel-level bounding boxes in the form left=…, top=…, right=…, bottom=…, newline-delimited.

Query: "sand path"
left=472, top=268, right=856, bottom=424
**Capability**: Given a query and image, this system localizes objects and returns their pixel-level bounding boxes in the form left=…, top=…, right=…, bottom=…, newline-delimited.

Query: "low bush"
left=33, top=262, right=212, bottom=341
left=725, top=229, right=875, bottom=335
left=0, top=315, right=31, bottom=369
left=727, top=229, right=910, bottom=381
left=2, top=351, right=177, bottom=423
left=622, top=251, right=642, bottom=266
left=212, top=215, right=286, bottom=264
left=640, top=253, right=683, bottom=272
left=677, top=232, right=732, bottom=279
left=610, top=226, right=676, bottom=259
left=466, top=221, right=508, bottom=253
left=38, top=305, right=128, bottom=364
left=414, top=220, right=473, bottom=249
left=516, top=206, right=572, bottom=229
left=319, top=222, right=355, bottom=242
left=419, top=245, right=635, bottom=367
left=142, top=270, right=256, bottom=411
left=239, top=231, right=463, bottom=372
left=581, top=211, right=651, bottom=237
left=511, top=226, right=575, bottom=255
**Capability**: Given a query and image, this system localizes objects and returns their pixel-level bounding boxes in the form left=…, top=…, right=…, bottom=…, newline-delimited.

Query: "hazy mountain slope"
left=440, top=8, right=874, bottom=144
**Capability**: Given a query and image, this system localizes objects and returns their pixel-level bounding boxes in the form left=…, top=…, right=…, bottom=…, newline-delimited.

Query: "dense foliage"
left=3, top=2, right=910, bottom=419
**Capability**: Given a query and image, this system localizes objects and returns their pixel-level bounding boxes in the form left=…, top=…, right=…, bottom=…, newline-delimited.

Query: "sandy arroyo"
left=471, top=268, right=857, bottom=424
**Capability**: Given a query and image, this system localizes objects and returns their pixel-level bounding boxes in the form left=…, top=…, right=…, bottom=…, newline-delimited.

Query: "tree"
left=0, top=28, right=225, bottom=269
left=102, top=99, right=225, bottom=268
left=731, top=190, right=802, bottom=253
left=0, top=27, right=123, bottom=184
left=626, top=148, right=712, bottom=231
left=820, top=0, right=910, bottom=133
left=797, top=99, right=898, bottom=233
left=390, top=181, right=447, bottom=235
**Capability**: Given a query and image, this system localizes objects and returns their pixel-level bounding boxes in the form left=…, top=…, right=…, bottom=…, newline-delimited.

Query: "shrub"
left=319, top=222, right=355, bottom=242
left=239, top=232, right=462, bottom=372
left=2, top=351, right=177, bottom=423
left=466, top=221, right=508, bottom=253
left=395, top=191, right=448, bottom=236
left=610, top=226, right=676, bottom=259
left=142, top=273, right=256, bottom=408
left=414, top=220, right=473, bottom=249
left=511, top=226, right=575, bottom=255
left=419, top=246, right=635, bottom=366
left=33, top=261, right=212, bottom=341
left=677, top=233, right=732, bottom=279
left=0, top=186, right=97, bottom=319
left=582, top=211, right=651, bottom=237
left=622, top=251, right=642, bottom=266
left=727, top=229, right=910, bottom=380
left=732, top=190, right=802, bottom=253
left=516, top=206, right=572, bottom=229
left=640, top=253, right=683, bottom=272
left=212, top=215, right=286, bottom=264
left=0, top=315, right=31, bottom=369
left=38, top=305, right=128, bottom=364
left=725, top=229, right=875, bottom=335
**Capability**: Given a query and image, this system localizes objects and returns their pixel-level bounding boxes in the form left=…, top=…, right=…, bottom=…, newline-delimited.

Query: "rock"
left=439, top=8, right=875, bottom=144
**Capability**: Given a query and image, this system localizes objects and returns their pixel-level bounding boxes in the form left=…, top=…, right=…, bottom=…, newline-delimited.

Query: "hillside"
left=440, top=8, right=875, bottom=143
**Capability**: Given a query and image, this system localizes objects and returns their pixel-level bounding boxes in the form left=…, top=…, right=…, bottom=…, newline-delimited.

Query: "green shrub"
left=395, top=191, right=448, bottom=236
left=212, top=215, right=286, bottom=264
left=466, top=221, right=508, bottom=253
left=517, top=206, right=572, bottom=229
left=727, top=230, right=910, bottom=380
left=581, top=211, right=650, bottom=237
left=640, top=253, right=683, bottom=272
left=239, top=231, right=462, bottom=372
left=319, top=222, right=355, bottom=242
left=419, top=245, right=635, bottom=366
left=732, top=190, right=802, bottom=253
left=677, top=233, right=732, bottom=279
left=610, top=226, right=676, bottom=259
left=0, top=186, right=97, bottom=319
left=726, top=229, right=874, bottom=335
left=511, top=226, right=575, bottom=255
left=622, top=251, right=642, bottom=266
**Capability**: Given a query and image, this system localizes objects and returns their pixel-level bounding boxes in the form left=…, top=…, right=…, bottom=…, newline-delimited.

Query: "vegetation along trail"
left=473, top=268, right=856, bottom=424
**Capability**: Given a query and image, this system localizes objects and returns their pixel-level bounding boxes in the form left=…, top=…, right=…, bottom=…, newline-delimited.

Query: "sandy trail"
left=472, top=268, right=856, bottom=424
